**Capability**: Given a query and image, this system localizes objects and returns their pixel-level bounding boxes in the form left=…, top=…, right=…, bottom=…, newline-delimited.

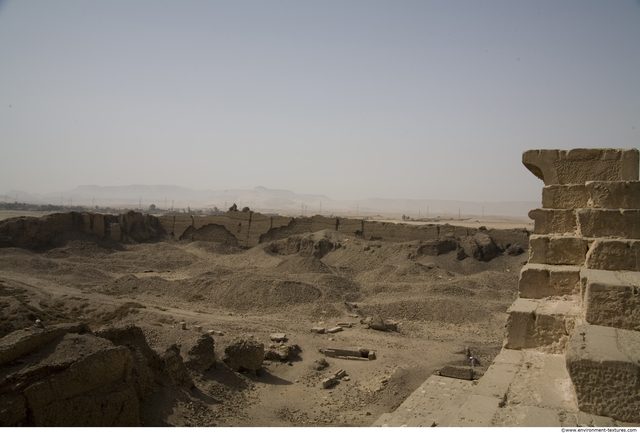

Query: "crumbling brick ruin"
left=507, top=148, right=640, bottom=423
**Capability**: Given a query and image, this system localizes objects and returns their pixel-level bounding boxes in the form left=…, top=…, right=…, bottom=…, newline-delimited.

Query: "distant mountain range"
left=2, top=185, right=539, bottom=218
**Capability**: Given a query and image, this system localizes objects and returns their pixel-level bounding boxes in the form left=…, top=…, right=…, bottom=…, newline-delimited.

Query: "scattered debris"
left=321, top=369, right=348, bottom=389
left=311, top=327, right=326, bottom=334
left=336, top=322, right=353, bottom=327
left=264, top=343, right=302, bottom=361
left=385, top=320, right=399, bottom=332
left=365, top=314, right=388, bottom=331
left=313, top=358, right=329, bottom=371
left=322, top=376, right=338, bottom=389
left=326, top=327, right=343, bottom=334
left=321, top=347, right=376, bottom=361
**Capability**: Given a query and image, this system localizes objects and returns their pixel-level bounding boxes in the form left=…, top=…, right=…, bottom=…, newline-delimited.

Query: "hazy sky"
left=1, top=0, right=639, bottom=202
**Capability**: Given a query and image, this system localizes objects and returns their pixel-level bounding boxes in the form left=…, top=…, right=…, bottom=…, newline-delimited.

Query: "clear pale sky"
left=1, top=0, right=639, bottom=202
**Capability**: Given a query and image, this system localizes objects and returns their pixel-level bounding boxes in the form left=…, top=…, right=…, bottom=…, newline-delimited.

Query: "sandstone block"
left=505, top=298, right=537, bottom=349
left=518, top=264, right=581, bottom=298
left=450, top=394, right=501, bottom=427
left=581, top=268, right=640, bottom=331
left=506, top=298, right=579, bottom=349
left=523, top=148, right=639, bottom=185
left=577, top=209, right=640, bottom=239
left=585, top=238, right=640, bottom=271
left=542, top=184, right=588, bottom=209
left=566, top=324, right=640, bottom=423
left=586, top=180, right=640, bottom=209
left=528, top=235, right=592, bottom=266
left=528, top=209, right=577, bottom=235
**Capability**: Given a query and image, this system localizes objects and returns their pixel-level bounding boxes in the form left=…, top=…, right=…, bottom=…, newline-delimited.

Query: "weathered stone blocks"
left=542, top=181, right=640, bottom=210
left=528, top=235, right=592, bottom=266
left=542, top=184, right=589, bottom=209
left=528, top=209, right=577, bottom=235
left=586, top=181, right=640, bottom=209
left=581, top=269, right=640, bottom=331
left=566, top=324, right=640, bottom=423
left=506, top=298, right=579, bottom=349
left=523, top=148, right=639, bottom=185
left=576, top=209, right=640, bottom=239
left=585, top=239, right=640, bottom=271
left=518, top=264, right=580, bottom=298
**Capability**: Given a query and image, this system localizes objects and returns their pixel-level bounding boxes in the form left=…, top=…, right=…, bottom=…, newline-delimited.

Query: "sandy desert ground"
left=0, top=210, right=528, bottom=426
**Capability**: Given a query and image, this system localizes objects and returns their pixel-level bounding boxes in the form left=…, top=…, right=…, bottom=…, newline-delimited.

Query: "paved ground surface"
left=374, top=347, right=640, bottom=428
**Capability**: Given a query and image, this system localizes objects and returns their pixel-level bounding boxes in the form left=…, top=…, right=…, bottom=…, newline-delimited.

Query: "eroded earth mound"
left=0, top=211, right=527, bottom=426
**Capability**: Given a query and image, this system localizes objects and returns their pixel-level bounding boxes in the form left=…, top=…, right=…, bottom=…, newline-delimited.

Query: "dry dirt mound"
left=183, top=241, right=242, bottom=255
left=274, top=256, right=334, bottom=274
left=216, top=279, right=323, bottom=311
left=265, top=230, right=343, bottom=259
left=0, top=213, right=530, bottom=427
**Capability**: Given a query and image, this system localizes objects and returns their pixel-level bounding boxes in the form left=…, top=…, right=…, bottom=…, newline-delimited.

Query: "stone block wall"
left=505, top=147, right=640, bottom=423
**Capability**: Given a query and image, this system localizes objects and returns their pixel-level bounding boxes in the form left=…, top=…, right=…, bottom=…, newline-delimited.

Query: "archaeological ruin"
left=375, top=148, right=640, bottom=427
left=0, top=148, right=638, bottom=427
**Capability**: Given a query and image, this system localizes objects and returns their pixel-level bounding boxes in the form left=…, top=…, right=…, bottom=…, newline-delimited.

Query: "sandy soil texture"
left=0, top=224, right=526, bottom=426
